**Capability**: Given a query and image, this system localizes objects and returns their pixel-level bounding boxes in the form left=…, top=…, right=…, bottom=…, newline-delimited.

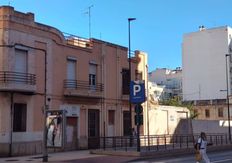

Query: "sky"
left=1, top=0, right=232, bottom=72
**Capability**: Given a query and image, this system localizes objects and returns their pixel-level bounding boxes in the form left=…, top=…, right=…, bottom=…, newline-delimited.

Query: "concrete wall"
left=192, top=119, right=229, bottom=134
left=148, top=105, right=191, bottom=135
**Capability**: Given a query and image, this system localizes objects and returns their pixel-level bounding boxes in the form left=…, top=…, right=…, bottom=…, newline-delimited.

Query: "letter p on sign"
left=133, top=85, right=141, bottom=96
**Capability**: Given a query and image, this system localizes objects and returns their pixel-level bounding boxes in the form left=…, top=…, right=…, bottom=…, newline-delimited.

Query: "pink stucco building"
left=0, top=6, right=148, bottom=156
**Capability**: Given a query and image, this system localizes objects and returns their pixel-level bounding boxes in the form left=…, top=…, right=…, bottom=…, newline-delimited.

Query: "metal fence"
left=100, top=134, right=228, bottom=152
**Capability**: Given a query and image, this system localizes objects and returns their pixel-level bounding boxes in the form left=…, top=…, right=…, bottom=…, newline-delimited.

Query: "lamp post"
left=225, top=54, right=231, bottom=142
left=128, top=18, right=136, bottom=136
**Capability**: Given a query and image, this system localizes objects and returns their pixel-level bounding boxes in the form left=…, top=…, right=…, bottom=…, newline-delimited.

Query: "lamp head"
left=128, top=18, right=136, bottom=21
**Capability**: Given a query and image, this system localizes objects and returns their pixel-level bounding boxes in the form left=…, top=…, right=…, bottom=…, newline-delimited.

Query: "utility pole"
left=128, top=18, right=136, bottom=138
left=226, top=54, right=232, bottom=142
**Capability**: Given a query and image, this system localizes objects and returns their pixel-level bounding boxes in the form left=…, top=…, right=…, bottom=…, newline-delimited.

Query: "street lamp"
left=128, top=18, right=136, bottom=136
left=225, top=54, right=231, bottom=142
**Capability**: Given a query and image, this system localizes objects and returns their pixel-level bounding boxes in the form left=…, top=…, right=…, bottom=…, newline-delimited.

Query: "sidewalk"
left=0, top=150, right=101, bottom=163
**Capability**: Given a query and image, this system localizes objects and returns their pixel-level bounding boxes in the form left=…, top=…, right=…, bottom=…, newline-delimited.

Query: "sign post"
left=130, top=80, right=146, bottom=152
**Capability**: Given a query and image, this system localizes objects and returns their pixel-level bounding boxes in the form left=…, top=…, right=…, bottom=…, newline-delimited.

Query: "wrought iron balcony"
left=64, top=80, right=103, bottom=98
left=0, top=71, right=36, bottom=93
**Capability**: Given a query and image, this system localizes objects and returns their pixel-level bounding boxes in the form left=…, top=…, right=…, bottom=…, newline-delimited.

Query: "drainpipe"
left=146, top=65, right=150, bottom=150
left=101, top=43, right=106, bottom=139
left=9, top=93, right=14, bottom=156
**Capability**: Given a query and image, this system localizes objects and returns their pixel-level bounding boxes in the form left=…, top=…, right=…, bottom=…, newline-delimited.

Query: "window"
left=194, top=109, right=198, bottom=117
left=89, top=63, right=97, bottom=89
left=67, top=58, right=77, bottom=88
left=15, top=49, right=27, bottom=73
left=89, top=74, right=96, bottom=87
left=205, top=109, right=210, bottom=118
left=13, top=103, right=27, bottom=132
left=15, top=49, right=28, bottom=84
left=108, top=110, right=115, bottom=125
left=122, top=69, right=130, bottom=95
left=135, top=70, right=142, bottom=80
left=218, top=107, right=224, bottom=118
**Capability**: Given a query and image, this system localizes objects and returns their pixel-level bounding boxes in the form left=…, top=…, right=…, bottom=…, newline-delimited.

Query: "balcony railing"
left=63, top=32, right=93, bottom=49
left=0, top=71, right=36, bottom=85
left=0, top=71, right=36, bottom=93
left=64, top=79, right=104, bottom=98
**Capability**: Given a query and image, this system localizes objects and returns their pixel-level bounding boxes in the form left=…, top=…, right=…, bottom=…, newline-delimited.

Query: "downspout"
left=146, top=65, right=150, bottom=149
left=9, top=93, right=14, bottom=156
left=116, top=47, right=119, bottom=136
left=101, top=43, right=106, bottom=138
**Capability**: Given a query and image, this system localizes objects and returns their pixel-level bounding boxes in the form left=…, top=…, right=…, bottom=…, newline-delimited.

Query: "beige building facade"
left=0, top=6, right=148, bottom=156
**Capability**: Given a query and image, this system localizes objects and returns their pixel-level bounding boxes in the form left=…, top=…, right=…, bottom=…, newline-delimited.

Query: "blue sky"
left=1, top=0, right=232, bottom=71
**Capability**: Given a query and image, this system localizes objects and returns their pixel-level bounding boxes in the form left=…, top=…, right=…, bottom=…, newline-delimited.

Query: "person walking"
left=196, top=132, right=210, bottom=163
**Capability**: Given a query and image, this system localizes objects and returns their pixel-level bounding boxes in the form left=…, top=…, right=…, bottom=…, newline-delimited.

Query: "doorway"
left=66, top=117, right=78, bottom=150
left=88, top=109, right=100, bottom=149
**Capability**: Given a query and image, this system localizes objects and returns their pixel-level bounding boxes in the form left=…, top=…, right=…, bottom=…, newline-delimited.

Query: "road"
left=131, top=150, right=232, bottom=163
left=63, top=150, right=232, bottom=163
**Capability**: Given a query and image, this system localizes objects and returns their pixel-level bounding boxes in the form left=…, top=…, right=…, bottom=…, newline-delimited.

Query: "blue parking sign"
left=130, top=80, right=146, bottom=104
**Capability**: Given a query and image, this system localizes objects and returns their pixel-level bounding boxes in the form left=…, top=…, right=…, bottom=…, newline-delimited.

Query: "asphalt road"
left=62, top=150, right=232, bottom=163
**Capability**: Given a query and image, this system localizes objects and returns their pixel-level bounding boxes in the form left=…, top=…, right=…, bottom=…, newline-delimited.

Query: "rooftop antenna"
left=84, top=5, right=94, bottom=39
left=99, top=32, right=102, bottom=40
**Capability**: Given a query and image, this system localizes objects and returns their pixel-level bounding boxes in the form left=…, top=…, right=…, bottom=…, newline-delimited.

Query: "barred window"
left=108, top=110, right=115, bottom=125
left=218, top=107, right=224, bottom=118
left=13, top=103, right=27, bottom=132
left=205, top=109, right=210, bottom=118
left=122, top=69, right=130, bottom=95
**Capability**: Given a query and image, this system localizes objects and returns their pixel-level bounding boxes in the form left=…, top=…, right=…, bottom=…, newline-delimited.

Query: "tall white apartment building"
left=182, top=26, right=232, bottom=103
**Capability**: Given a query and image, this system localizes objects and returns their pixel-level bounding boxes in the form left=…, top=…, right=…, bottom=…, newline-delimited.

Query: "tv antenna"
left=8, top=0, right=11, bottom=6
left=84, top=5, right=94, bottom=39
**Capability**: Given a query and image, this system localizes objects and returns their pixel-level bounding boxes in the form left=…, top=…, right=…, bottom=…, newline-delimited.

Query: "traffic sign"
left=130, top=80, right=146, bottom=104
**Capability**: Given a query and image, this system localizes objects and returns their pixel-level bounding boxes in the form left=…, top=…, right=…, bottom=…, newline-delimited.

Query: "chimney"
left=199, top=25, right=205, bottom=31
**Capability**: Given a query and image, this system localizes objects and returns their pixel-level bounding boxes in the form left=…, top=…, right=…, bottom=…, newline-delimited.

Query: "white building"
left=182, top=26, right=232, bottom=102
left=149, top=68, right=182, bottom=99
